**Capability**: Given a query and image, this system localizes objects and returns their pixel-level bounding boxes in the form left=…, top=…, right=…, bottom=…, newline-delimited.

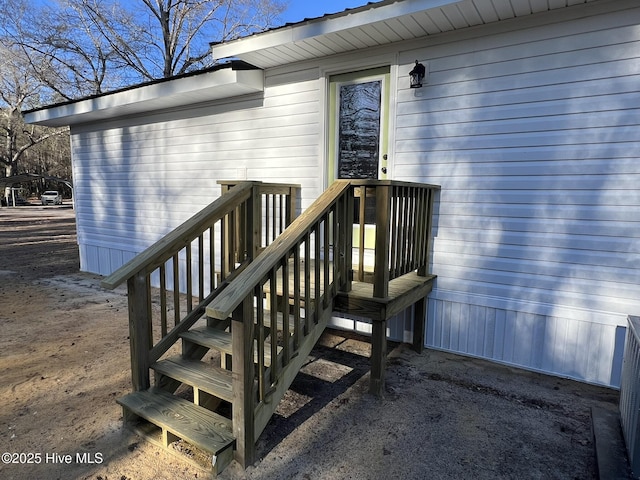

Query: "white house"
left=25, top=0, right=640, bottom=388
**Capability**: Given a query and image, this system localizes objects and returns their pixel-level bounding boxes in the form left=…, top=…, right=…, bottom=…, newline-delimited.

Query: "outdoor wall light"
left=409, top=60, right=426, bottom=88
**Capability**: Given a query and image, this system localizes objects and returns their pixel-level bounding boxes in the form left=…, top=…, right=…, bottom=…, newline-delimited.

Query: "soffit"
left=212, top=0, right=598, bottom=69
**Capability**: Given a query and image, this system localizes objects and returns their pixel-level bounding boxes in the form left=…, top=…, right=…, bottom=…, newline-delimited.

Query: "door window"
left=337, top=80, right=382, bottom=179
left=328, top=67, right=390, bottom=185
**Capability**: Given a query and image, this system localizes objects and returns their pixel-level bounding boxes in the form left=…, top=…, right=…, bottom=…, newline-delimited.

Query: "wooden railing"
left=350, top=180, right=439, bottom=297
left=218, top=181, right=299, bottom=261
left=100, top=181, right=299, bottom=392
left=205, top=179, right=439, bottom=466
left=206, top=180, right=354, bottom=466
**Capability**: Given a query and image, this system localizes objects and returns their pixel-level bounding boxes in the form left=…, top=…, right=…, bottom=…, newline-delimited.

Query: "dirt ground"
left=0, top=205, right=624, bottom=480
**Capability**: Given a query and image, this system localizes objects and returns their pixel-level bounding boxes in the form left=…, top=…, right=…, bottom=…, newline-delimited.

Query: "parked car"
left=41, top=191, right=63, bottom=205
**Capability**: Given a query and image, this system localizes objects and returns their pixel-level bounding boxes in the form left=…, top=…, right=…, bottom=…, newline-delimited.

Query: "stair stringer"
left=253, top=303, right=333, bottom=439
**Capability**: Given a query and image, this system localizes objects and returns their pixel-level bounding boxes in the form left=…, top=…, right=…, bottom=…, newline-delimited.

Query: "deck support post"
left=370, top=319, right=387, bottom=397
left=418, top=187, right=436, bottom=277
left=412, top=296, right=426, bottom=353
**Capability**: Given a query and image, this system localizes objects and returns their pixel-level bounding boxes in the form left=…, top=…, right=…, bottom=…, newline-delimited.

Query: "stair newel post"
left=231, top=295, right=257, bottom=468
left=127, top=272, right=152, bottom=391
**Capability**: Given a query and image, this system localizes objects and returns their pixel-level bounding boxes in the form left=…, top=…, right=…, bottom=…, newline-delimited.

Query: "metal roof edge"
left=23, top=61, right=263, bottom=127
left=211, top=0, right=461, bottom=61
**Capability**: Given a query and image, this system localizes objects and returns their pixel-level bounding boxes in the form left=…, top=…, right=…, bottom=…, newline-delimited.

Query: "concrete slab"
left=591, top=407, right=634, bottom=479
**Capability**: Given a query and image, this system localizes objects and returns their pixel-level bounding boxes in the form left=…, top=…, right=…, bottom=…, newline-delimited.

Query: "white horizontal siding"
left=71, top=66, right=324, bottom=274
left=68, top=0, right=640, bottom=388
left=394, top=1, right=640, bottom=386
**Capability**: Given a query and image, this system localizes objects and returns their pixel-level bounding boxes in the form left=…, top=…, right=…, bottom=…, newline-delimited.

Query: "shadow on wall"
left=75, top=93, right=266, bottom=277
left=394, top=40, right=639, bottom=386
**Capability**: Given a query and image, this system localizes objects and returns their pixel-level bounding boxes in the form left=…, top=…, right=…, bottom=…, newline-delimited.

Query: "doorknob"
left=381, top=167, right=387, bottom=174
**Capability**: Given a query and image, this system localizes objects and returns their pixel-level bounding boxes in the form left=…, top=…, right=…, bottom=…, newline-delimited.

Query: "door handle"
left=381, top=167, right=387, bottom=174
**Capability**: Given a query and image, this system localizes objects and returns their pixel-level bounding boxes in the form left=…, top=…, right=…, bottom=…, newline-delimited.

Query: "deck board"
left=335, top=272, right=436, bottom=320
left=260, top=258, right=436, bottom=321
left=118, top=388, right=234, bottom=455
left=152, top=356, right=233, bottom=402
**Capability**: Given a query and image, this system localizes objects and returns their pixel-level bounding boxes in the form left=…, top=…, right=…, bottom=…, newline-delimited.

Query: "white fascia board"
left=24, top=68, right=264, bottom=127
left=212, top=0, right=462, bottom=61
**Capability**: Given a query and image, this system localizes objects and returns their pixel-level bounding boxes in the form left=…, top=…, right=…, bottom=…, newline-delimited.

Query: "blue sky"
left=278, top=0, right=370, bottom=25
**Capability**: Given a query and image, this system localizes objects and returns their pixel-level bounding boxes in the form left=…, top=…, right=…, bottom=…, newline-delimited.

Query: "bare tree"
left=1, top=0, right=124, bottom=100
left=2, top=0, right=285, bottom=97
left=0, top=0, right=284, bottom=200
left=0, top=2, right=72, bottom=200
left=73, top=0, right=286, bottom=81
left=0, top=42, right=68, bottom=190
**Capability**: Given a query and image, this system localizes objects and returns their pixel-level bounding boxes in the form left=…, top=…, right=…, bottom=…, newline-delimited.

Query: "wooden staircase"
left=116, top=312, right=308, bottom=474
left=101, top=179, right=439, bottom=475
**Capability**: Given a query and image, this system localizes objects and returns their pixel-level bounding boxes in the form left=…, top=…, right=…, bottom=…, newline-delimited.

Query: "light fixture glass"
left=409, top=60, right=426, bottom=88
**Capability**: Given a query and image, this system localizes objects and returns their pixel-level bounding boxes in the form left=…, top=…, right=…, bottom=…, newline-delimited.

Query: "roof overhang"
left=24, top=64, right=264, bottom=127
left=212, top=0, right=597, bottom=69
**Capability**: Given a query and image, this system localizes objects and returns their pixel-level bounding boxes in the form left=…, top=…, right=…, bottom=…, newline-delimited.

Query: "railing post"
left=373, top=184, right=391, bottom=298
left=287, top=185, right=298, bottom=227
left=231, top=295, right=256, bottom=468
left=338, top=184, right=353, bottom=293
left=418, top=187, right=435, bottom=277
left=244, top=184, right=261, bottom=261
left=220, top=181, right=245, bottom=271
left=127, top=272, right=152, bottom=391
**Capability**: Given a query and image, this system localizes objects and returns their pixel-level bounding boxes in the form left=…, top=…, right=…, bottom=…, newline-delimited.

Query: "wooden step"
left=152, top=356, right=233, bottom=403
left=181, top=327, right=233, bottom=354
left=181, top=326, right=282, bottom=366
left=204, top=308, right=305, bottom=334
left=117, top=388, right=234, bottom=472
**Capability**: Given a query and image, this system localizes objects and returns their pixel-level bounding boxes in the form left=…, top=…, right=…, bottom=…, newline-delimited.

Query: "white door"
left=328, top=67, right=390, bottom=260
left=328, top=67, right=390, bottom=184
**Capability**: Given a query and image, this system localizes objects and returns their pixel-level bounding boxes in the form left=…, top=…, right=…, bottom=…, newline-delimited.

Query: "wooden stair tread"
left=181, top=327, right=233, bottom=354
left=117, top=388, right=234, bottom=455
left=152, top=356, right=233, bottom=403
left=181, top=326, right=283, bottom=364
left=340, top=272, right=436, bottom=300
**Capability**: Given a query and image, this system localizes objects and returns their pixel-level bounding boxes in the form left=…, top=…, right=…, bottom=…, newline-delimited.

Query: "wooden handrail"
left=101, top=182, right=254, bottom=290
left=218, top=180, right=300, bottom=261
left=206, top=179, right=353, bottom=465
left=349, top=180, right=440, bottom=296
left=100, top=181, right=300, bottom=393
left=349, top=179, right=441, bottom=189
left=207, top=180, right=351, bottom=320
left=207, top=178, right=441, bottom=317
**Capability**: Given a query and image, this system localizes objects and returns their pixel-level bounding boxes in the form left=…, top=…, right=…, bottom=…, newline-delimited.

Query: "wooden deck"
left=104, top=180, right=439, bottom=474
left=267, top=258, right=436, bottom=395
